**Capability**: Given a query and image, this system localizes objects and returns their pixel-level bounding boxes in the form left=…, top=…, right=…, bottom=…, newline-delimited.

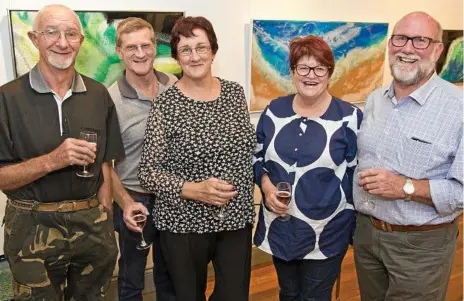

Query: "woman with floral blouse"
left=253, top=35, right=363, bottom=300
left=137, top=16, right=255, bottom=301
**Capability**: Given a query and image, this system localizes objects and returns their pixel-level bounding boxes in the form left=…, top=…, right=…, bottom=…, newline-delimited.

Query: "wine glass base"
left=136, top=243, right=152, bottom=250
left=213, top=212, right=228, bottom=221
left=76, top=171, right=94, bottom=178
left=277, top=214, right=291, bottom=222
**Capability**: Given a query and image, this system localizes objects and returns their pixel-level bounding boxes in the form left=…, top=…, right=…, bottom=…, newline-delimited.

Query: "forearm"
left=261, top=174, right=276, bottom=194
left=181, top=182, right=201, bottom=200
left=0, top=154, right=53, bottom=191
left=97, top=162, right=112, bottom=207
left=110, top=167, right=134, bottom=210
left=410, top=179, right=433, bottom=206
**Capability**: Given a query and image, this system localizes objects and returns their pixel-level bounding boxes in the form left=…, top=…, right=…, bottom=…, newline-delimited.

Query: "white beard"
left=47, top=54, right=74, bottom=70
left=390, top=52, right=436, bottom=86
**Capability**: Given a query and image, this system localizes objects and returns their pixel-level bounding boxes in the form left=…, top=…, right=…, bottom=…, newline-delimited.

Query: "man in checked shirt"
left=353, top=11, right=463, bottom=301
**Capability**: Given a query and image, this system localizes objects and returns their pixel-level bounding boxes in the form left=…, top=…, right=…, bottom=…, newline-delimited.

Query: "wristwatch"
left=403, top=178, right=415, bottom=201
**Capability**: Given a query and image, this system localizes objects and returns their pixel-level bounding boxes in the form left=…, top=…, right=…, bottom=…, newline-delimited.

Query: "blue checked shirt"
left=353, top=74, right=463, bottom=225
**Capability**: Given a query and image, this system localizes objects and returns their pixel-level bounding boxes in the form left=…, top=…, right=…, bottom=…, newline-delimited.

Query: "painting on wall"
left=436, top=29, right=463, bottom=84
left=8, top=10, right=184, bottom=87
left=250, top=20, right=389, bottom=112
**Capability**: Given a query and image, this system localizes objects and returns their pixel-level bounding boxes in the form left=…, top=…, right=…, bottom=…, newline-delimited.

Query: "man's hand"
left=358, top=168, right=406, bottom=200
left=47, top=138, right=96, bottom=171
left=123, top=202, right=150, bottom=233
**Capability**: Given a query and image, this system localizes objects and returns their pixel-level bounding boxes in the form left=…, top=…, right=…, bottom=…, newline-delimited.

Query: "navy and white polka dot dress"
left=253, top=94, right=363, bottom=261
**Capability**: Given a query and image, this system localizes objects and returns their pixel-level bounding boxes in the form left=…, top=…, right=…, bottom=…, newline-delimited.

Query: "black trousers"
left=160, top=224, right=253, bottom=301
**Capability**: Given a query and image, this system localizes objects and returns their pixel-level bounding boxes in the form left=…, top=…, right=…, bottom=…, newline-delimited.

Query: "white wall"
left=0, top=0, right=462, bottom=253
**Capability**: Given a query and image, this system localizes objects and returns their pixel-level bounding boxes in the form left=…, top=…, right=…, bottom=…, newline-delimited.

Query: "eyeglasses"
left=178, top=45, right=211, bottom=56
left=122, top=43, right=154, bottom=54
left=390, top=35, right=441, bottom=50
left=294, top=64, right=330, bottom=77
left=34, top=28, right=82, bottom=43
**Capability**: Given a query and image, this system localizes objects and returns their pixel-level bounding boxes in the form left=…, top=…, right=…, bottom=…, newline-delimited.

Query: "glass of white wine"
left=76, top=131, right=97, bottom=178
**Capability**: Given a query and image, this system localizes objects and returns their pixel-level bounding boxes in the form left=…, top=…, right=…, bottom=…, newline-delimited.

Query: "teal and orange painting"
left=9, top=10, right=183, bottom=86
left=437, top=30, right=463, bottom=84
left=251, top=20, right=389, bottom=111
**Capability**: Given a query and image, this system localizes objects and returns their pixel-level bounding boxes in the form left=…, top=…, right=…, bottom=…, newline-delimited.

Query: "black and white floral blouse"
left=138, top=78, right=256, bottom=233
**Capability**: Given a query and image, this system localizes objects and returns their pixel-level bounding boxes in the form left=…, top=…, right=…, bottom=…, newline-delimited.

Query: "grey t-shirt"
left=108, top=70, right=177, bottom=193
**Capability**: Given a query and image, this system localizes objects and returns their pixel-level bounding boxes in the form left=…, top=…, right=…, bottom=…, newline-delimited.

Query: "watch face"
left=404, top=182, right=415, bottom=194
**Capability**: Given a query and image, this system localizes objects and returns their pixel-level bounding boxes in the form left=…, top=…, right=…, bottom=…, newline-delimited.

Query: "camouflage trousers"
left=3, top=201, right=118, bottom=301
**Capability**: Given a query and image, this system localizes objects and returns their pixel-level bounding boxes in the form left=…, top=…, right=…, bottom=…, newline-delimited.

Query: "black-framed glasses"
left=178, top=45, right=211, bottom=56
left=34, top=28, right=82, bottom=43
left=390, top=35, right=441, bottom=50
left=294, top=64, right=330, bottom=77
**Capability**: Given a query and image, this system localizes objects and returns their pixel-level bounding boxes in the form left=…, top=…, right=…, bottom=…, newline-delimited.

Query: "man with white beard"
left=353, top=11, right=463, bottom=301
left=0, top=4, right=124, bottom=300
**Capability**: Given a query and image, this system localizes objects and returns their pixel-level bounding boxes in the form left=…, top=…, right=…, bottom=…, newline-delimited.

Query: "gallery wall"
left=0, top=0, right=462, bottom=252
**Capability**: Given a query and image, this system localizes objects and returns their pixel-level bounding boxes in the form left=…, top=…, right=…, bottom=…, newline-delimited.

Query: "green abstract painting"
left=437, top=30, right=463, bottom=84
left=8, top=10, right=183, bottom=87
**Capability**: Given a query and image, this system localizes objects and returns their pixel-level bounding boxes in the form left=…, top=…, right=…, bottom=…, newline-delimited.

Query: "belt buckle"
left=32, top=201, right=40, bottom=211
left=380, top=221, right=393, bottom=232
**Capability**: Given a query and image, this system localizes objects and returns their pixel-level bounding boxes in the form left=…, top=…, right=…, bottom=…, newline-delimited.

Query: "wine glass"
left=76, top=131, right=97, bottom=178
left=360, top=161, right=375, bottom=211
left=133, top=213, right=151, bottom=250
left=213, top=174, right=235, bottom=221
left=276, top=182, right=292, bottom=221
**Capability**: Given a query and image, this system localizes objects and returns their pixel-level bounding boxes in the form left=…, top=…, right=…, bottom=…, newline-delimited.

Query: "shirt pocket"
left=397, top=136, right=433, bottom=179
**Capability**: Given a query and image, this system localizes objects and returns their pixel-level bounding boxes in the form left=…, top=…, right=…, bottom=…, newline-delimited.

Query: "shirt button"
left=377, top=154, right=382, bottom=159
left=299, top=133, right=303, bottom=136
left=295, top=148, right=298, bottom=151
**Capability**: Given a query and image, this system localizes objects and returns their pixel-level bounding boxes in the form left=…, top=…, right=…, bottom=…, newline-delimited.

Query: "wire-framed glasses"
left=34, top=28, right=82, bottom=43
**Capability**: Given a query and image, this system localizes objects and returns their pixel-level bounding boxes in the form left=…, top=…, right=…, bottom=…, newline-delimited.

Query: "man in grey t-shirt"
left=108, top=17, right=177, bottom=301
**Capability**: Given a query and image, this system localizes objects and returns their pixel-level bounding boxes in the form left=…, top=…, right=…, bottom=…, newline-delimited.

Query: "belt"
left=126, top=188, right=153, bottom=197
left=8, top=196, right=99, bottom=212
left=369, top=215, right=454, bottom=232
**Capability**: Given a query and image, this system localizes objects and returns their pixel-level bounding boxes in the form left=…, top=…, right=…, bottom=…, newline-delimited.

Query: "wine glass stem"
left=83, top=166, right=87, bottom=173
left=141, top=231, right=146, bottom=244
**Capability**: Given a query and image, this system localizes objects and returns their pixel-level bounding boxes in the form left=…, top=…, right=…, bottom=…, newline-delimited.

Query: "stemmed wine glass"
left=276, top=182, right=292, bottom=221
left=213, top=173, right=235, bottom=222
left=133, top=213, right=151, bottom=250
left=76, top=131, right=97, bottom=178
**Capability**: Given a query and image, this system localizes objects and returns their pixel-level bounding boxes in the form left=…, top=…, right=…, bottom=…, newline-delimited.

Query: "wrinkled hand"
left=358, top=168, right=406, bottom=200
left=197, top=178, right=237, bottom=206
left=263, top=186, right=288, bottom=214
left=47, top=138, right=96, bottom=170
left=123, top=202, right=150, bottom=233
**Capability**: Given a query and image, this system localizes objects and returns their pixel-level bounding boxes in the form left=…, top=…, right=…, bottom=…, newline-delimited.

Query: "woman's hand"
left=182, top=178, right=237, bottom=206
left=262, top=174, right=288, bottom=214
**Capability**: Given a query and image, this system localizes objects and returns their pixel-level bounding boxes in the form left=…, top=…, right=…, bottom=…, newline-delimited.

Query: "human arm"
left=0, top=138, right=96, bottom=191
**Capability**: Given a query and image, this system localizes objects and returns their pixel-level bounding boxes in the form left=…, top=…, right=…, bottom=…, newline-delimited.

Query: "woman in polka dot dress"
left=138, top=16, right=255, bottom=301
left=253, top=35, right=363, bottom=301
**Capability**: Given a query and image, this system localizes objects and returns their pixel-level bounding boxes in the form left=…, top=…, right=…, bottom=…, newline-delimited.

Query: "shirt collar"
left=383, top=73, right=439, bottom=106
left=117, top=69, right=170, bottom=99
left=29, top=63, right=87, bottom=94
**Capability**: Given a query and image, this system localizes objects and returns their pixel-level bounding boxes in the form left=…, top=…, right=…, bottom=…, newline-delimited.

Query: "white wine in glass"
left=76, top=131, right=97, bottom=178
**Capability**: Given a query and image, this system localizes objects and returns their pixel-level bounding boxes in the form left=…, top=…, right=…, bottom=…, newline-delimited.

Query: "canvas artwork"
left=436, top=29, right=463, bottom=84
left=8, top=10, right=184, bottom=87
left=250, top=20, right=389, bottom=112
